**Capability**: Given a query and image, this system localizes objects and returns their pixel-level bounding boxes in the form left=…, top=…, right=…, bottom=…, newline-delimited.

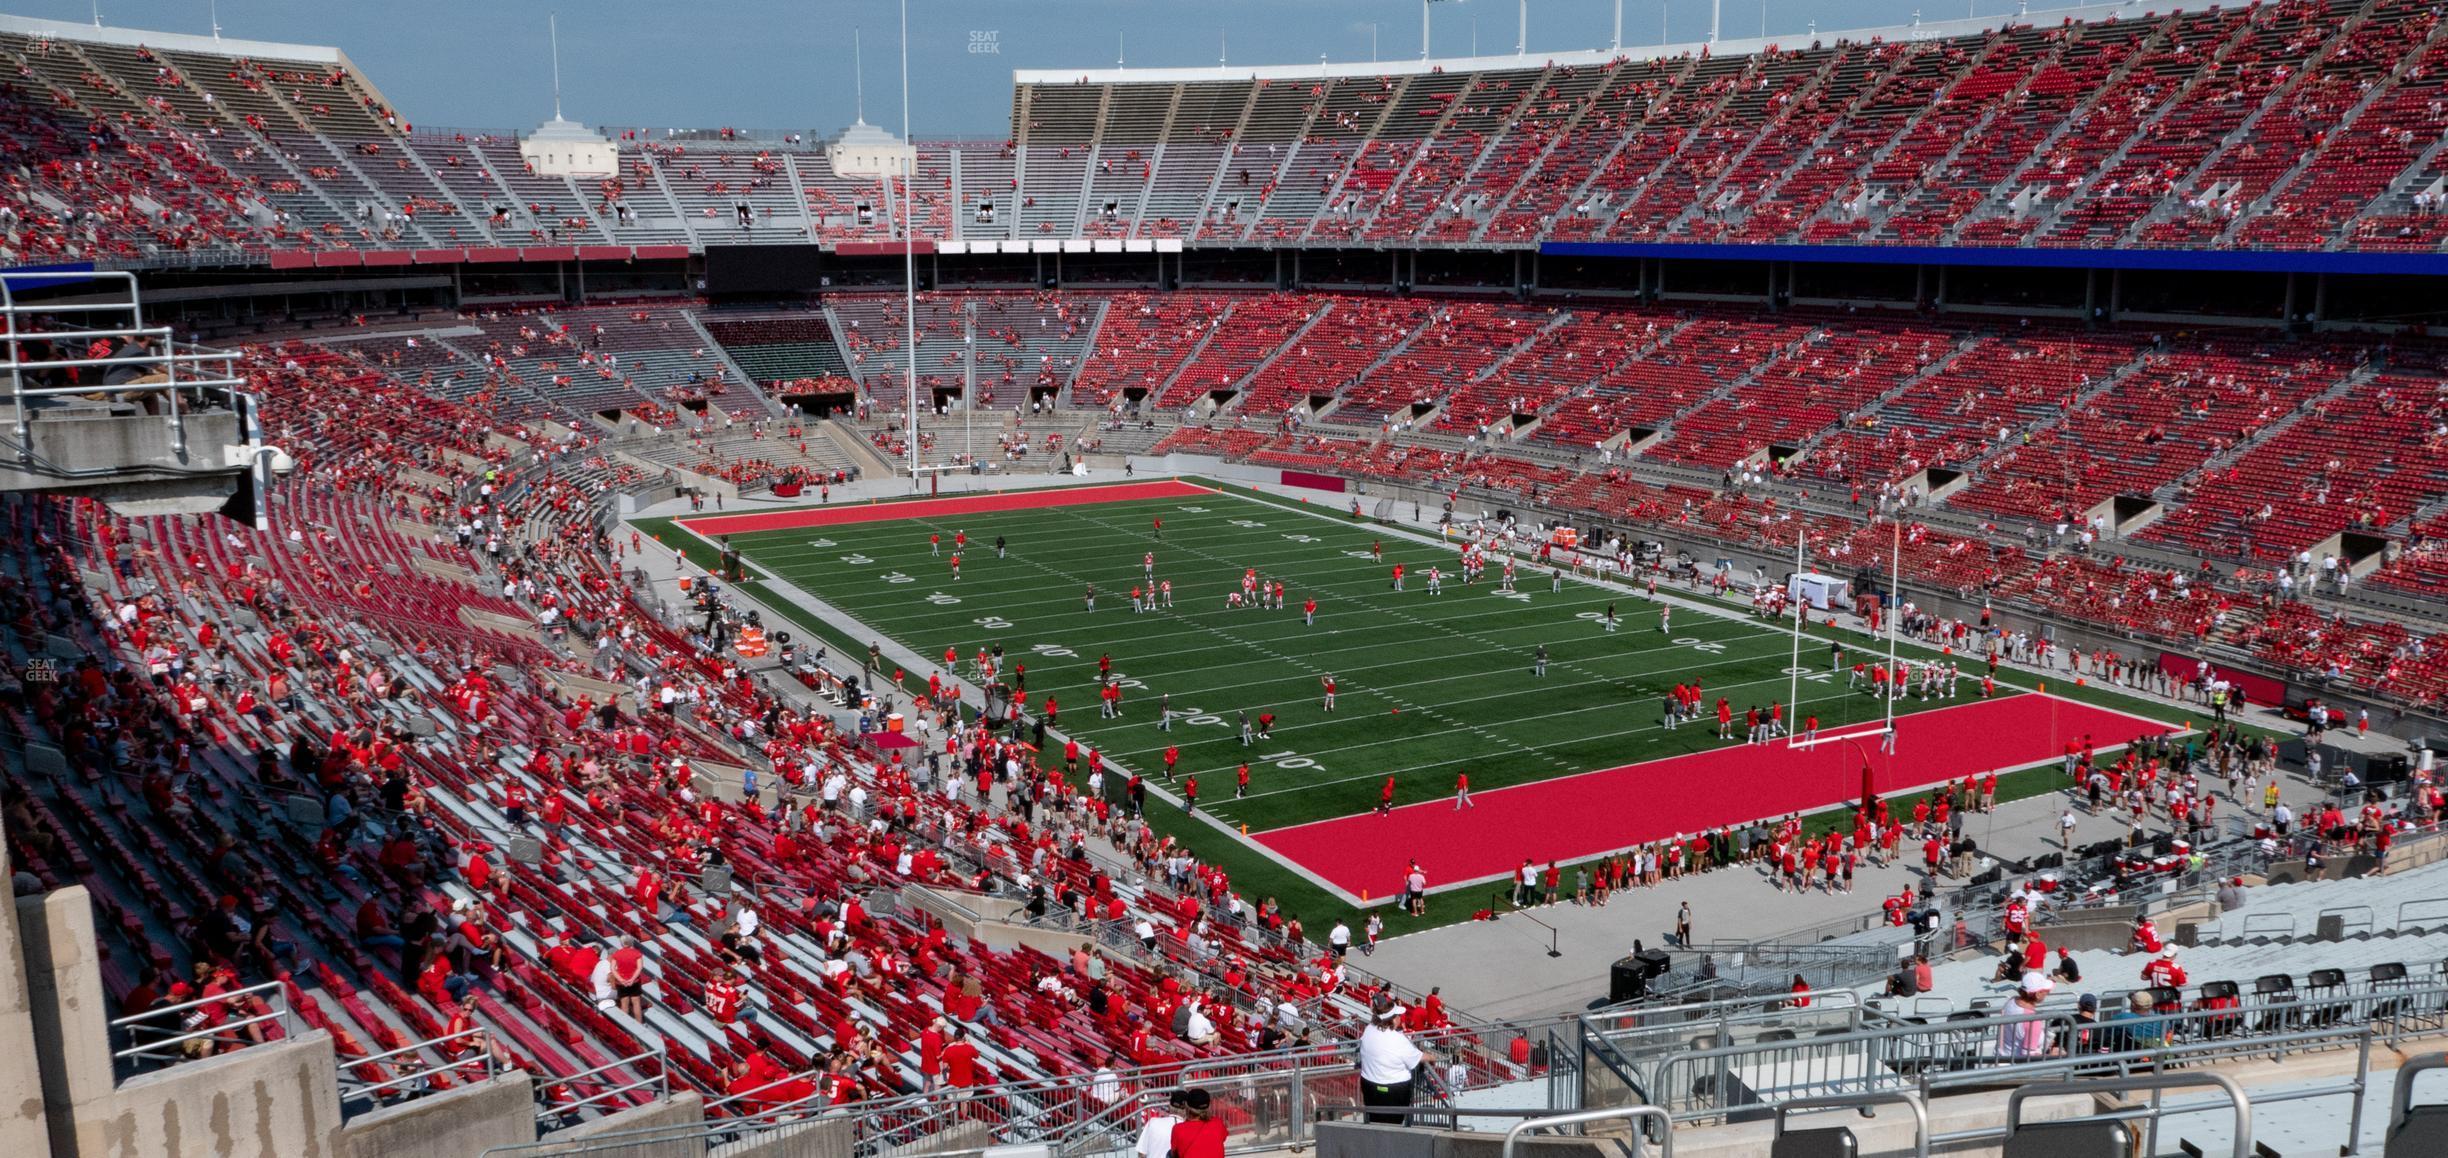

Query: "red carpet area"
left=1250, top=693, right=2177, bottom=902
left=677, top=479, right=1212, bottom=535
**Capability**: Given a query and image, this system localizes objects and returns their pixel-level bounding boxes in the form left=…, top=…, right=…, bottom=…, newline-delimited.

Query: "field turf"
left=671, top=480, right=2171, bottom=911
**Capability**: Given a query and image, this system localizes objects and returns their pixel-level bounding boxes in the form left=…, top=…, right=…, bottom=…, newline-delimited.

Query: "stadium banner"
left=2155, top=651, right=2287, bottom=708
left=1786, top=571, right=1852, bottom=609
left=1279, top=470, right=1348, bottom=493
left=0, top=261, right=96, bottom=289
left=1541, top=241, right=2448, bottom=277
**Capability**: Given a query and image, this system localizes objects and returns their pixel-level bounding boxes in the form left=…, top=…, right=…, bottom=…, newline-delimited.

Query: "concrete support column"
left=18, top=888, right=115, bottom=1156
left=0, top=862, right=52, bottom=1155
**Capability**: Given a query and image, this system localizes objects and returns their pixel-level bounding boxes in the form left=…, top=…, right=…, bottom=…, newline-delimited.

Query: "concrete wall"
left=0, top=853, right=52, bottom=1155
left=22, top=885, right=352, bottom=1158
left=335, top=1072, right=536, bottom=1158
left=541, top=1091, right=707, bottom=1158
left=899, top=885, right=1093, bottom=957
left=1675, top=1090, right=2095, bottom=1158
left=1313, top=1090, right=2096, bottom=1158
left=711, top=1114, right=857, bottom=1158
left=99, top=1038, right=345, bottom=1158
left=1317, top=1121, right=1625, bottom=1158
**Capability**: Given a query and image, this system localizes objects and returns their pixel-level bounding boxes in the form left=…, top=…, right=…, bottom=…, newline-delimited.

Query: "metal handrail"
left=1648, top=996, right=2396, bottom=1124
left=1, top=270, right=253, bottom=471
left=1500, top=1106, right=1674, bottom=1158
left=2006, top=1072, right=2251, bottom=1158
left=540, top=1047, right=668, bottom=1123
left=1775, top=1092, right=1930, bottom=1158
left=109, top=978, right=293, bottom=1067
left=2391, top=1052, right=2448, bottom=1135
left=333, top=1027, right=501, bottom=1102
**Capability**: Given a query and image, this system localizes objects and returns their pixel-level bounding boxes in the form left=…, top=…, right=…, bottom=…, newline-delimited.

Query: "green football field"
left=679, top=481, right=1984, bottom=834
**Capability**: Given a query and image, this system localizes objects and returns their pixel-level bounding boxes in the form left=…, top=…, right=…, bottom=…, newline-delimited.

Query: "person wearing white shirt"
left=1356, top=998, right=1426, bottom=1123
left=589, top=950, right=616, bottom=1010
left=1328, top=920, right=1352, bottom=959
left=1134, top=1091, right=1185, bottom=1158
left=1183, top=998, right=1218, bottom=1046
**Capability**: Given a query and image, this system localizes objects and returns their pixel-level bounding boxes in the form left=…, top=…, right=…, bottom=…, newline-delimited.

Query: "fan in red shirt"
left=2141, top=947, right=2188, bottom=987
left=704, top=969, right=748, bottom=1025
left=940, top=1023, right=982, bottom=1087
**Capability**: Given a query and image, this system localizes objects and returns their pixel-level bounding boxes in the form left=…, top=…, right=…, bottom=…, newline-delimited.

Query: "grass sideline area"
left=632, top=477, right=2267, bottom=936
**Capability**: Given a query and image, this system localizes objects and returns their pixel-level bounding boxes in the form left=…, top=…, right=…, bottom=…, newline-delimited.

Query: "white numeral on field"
left=1176, top=506, right=1209, bottom=513
left=841, top=553, right=872, bottom=565
left=975, top=616, right=1014, bottom=630
left=1032, top=643, right=1077, bottom=658
left=880, top=571, right=915, bottom=584
left=807, top=538, right=837, bottom=549
left=1229, top=519, right=1267, bottom=528
left=926, top=592, right=961, bottom=605
left=1282, top=534, right=1319, bottom=544
left=1674, top=636, right=1727, bottom=654
left=1259, top=749, right=1321, bottom=771
left=1782, top=665, right=1835, bottom=684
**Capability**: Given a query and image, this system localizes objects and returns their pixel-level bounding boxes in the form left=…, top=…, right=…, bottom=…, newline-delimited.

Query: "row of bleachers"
left=1069, top=292, right=1233, bottom=408
left=20, top=1, right=2448, bottom=262
left=2142, top=371, right=2447, bottom=562
left=1950, top=343, right=2350, bottom=524
left=1806, top=330, right=2144, bottom=488
left=700, top=315, right=855, bottom=388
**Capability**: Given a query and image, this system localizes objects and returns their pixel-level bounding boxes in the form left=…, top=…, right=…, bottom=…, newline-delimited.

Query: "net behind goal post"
left=1372, top=498, right=1396, bottom=521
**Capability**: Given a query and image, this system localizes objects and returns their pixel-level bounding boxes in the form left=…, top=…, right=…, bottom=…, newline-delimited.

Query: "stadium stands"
left=13, top=0, right=2448, bottom=266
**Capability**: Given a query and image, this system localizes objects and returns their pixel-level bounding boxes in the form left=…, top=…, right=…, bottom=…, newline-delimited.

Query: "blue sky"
left=40, top=1, right=2054, bottom=137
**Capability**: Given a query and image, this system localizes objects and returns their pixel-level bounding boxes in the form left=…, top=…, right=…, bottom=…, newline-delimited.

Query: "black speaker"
left=1969, top=866, right=2004, bottom=887
left=2030, top=852, right=2064, bottom=871
left=1636, top=947, right=1673, bottom=977
left=1610, top=957, right=1650, bottom=1003
left=2368, top=754, right=2411, bottom=784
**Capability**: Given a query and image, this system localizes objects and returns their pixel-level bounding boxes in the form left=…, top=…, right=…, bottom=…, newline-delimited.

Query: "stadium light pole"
left=1516, top=0, right=1526, bottom=55
left=963, top=299, right=975, bottom=470
left=1612, top=0, right=1623, bottom=51
left=1786, top=527, right=1805, bottom=736
left=900, top=0, right=919, bottom=484
left=1883, top=517, right=1902, bottom=750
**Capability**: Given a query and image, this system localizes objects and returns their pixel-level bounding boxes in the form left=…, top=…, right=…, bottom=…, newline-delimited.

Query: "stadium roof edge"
left=0, top=12, right=344, bottom=64
left=0, top=13, right=406, bottom=135
left=1012, top=0, right=2223, bottom=85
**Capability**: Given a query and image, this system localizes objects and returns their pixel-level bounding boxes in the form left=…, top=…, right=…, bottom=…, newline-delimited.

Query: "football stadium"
left=2, top=1, right=2448, bottom=1157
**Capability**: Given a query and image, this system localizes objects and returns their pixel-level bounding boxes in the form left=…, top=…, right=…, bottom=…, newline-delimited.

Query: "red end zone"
left=678, top=480, right=1213, bottom=536
left=1252, top=693, right=2174, bottom=901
